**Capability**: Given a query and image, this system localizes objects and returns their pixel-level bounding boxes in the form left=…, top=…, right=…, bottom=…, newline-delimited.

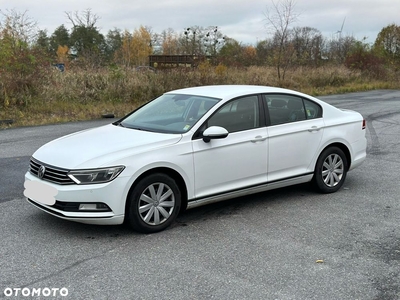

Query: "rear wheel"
left=126, top=173, right=181, bottom=233
left=314, top=147, right=348, bottom=193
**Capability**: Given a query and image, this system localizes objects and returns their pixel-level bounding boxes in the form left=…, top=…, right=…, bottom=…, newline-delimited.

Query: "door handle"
left=251, top=136, right=268, bottom=143
left=308, top=126, right=321, bottom=132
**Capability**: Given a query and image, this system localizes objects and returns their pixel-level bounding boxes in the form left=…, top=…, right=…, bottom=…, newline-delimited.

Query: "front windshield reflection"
left=120, top=94, right=220, bottom=134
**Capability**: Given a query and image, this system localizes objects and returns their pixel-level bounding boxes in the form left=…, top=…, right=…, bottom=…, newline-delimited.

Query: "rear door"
left=264, top=94, right=324, bottom=181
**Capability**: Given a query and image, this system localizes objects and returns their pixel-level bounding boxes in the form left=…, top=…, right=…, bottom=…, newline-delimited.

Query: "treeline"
left=1, top=8, right=400, bottom=108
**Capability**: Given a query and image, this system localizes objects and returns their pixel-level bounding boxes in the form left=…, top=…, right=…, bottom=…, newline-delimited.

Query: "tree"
left=203, top=26, right=225, bottom=56
left=115, top=30, right=132, bottom=67
left=0, top=9, right=37, bottom=44
left=256, top=39, right=273, bottom=65
left=35, top=29, right=50, bottom=52
left=181, top=26, right=204, bottom=55
left=345, top=40, right=384, bottom=77
left=131, top=26, right=153, bottom=66
left=115, top=26, right=153, bottom=67
left=173, top=26, right=226, bottom=56
left=326, top=35, right=357, bottom=64
left=50, top=25, right=70, bottom=54
left=105, top=28, right=123, bottom=62
left=160, top=28, right=180, bottom=55
left=374, top=23, right=400, bottom=67
left=69, top=25, right=105, bottom=52
left=66, top=9, right=106, bottom=67
left=218, top=38, right=243, bottom=66
left=33, top=29, right=53, bottom=66
left=242, top=46, right=257, bottom=66
left=56, top=45, right=69, bottom=63
left=264, top=0, right=299, bottom=80
left=291, top=26, right=324, bottom=66
left=0, top=9, right=46, bottom=106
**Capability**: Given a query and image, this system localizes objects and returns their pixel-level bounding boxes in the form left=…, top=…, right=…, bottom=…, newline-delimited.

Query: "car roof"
left=165, top=85, right=306, bottom=100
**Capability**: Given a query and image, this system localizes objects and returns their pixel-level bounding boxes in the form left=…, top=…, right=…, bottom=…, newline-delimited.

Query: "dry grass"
left=1, top=64, right=399, bottom=128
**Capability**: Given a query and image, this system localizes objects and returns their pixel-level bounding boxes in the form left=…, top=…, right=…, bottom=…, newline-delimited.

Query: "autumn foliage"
left=0, top=10, right=50, bottom=107
left=1, top=8, right=400, bottom=125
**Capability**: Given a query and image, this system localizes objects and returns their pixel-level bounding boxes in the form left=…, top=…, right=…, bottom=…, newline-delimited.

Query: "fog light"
left=79, top=204, right=97, bottom=210
left=78, top=203, right=110, bottom=211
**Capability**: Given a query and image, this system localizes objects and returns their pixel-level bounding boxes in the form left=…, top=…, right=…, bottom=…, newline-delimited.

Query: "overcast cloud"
left=1, top=0, right=399, bottom=45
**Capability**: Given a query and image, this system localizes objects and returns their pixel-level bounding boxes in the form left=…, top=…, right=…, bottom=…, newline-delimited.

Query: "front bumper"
left=24, top=172, right=130, bottom=225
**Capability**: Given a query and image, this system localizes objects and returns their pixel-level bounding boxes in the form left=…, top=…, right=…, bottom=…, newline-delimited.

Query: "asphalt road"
left=0, top=90, right=399, bottom=300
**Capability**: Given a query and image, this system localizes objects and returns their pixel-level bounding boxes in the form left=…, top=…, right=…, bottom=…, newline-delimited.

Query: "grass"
left=1, top=64, right=399, bottom=128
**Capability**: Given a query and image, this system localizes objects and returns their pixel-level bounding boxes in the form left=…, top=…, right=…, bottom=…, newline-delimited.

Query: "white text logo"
left=3, top=287, right=68, bottom=297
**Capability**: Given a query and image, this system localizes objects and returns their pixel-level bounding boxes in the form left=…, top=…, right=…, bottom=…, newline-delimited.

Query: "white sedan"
left=24, top=85, right=367, bottom=233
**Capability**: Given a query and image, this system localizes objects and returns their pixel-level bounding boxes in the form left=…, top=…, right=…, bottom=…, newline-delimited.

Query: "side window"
left=207, top=95, right=259, bottom=133
left=304, top=99, right=322, bottom=119
left=265, top=94, right=306, bottom=125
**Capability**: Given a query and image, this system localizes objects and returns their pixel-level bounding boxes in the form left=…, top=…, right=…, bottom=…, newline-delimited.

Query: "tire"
left=313, top=146, right=348, bottom=193
left=126, top=173, right=181, bottom=233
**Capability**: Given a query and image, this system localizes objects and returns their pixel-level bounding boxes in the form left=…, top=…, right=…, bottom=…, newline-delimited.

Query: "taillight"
left=362, top=119, right=366, bottom=130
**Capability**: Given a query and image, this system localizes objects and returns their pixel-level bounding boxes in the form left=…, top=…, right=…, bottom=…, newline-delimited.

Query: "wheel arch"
left=318, top=142, right=351, bottom=171
left=125, top=167, right=188, bottom=217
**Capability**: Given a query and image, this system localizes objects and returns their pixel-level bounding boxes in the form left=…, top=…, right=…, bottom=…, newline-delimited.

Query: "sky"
left=1, top=0, right=399, bottom=45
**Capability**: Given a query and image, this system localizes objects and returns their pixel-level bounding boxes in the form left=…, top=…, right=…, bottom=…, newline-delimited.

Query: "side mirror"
left=202, top=126, right=229, bottom=143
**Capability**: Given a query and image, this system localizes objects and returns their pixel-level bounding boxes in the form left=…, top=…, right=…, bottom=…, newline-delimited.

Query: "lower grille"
left=52, top=201, right=81, bottom=211
left=29, top=158, right=75, bottom=185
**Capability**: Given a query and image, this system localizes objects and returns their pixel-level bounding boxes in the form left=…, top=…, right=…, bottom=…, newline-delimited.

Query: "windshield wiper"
left=124, top=125, right=154, bottom=132
left=112, top=120, right=124, bottom=127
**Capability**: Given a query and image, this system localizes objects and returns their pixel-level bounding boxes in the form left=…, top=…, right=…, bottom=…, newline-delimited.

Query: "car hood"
left=32, top=124, right=182, bottom=169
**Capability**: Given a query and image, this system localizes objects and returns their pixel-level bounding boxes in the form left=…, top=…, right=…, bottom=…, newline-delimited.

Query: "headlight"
left=67, top=166, right=125, bottom=184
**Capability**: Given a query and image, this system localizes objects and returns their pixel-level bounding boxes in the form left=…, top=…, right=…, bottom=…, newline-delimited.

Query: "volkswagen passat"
left=24, top=85, right=367, bottom=233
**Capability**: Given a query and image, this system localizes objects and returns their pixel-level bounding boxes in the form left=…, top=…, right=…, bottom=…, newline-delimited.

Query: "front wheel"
left=313, top=147, right=348, bottom=193
left=126, top=173, right=181, bottom=233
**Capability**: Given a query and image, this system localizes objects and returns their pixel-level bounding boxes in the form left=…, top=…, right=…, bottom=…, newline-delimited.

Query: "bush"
left=1, top=64, right=400, bottom=128
left=0, top=10, right=51, bottom=107
left=345, top=50, right=386, bottom=78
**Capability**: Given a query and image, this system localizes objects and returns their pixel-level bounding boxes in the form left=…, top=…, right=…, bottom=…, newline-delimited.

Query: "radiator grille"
left=29, top=158, right=75, bottom=185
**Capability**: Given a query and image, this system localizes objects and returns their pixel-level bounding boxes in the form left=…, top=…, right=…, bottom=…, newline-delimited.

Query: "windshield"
left=119, top=94, right=220, bottom=134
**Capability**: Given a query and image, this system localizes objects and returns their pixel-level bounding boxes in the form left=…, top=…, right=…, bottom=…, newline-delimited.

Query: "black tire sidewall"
left=127, top=173, right=181, bottom=233
left=314, top=147, right=348, bottom=193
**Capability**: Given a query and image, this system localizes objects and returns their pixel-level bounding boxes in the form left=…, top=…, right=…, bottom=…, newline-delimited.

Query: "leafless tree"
left=65, top=8, right=99, bottom=29
left=64, top=9, right=105, bottom=68
left=0, top=9, right=38, bottom=44
left=264, top=0, right=299, bottom=80
left=292, top=26, right=324, bottom=66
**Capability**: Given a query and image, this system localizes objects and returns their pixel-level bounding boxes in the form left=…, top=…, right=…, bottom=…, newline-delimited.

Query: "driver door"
left=191, top=95, right=268, bottom=199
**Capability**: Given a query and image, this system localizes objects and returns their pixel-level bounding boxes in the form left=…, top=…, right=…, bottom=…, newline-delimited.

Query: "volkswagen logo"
left=38, top=165, right=46, bottom=179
